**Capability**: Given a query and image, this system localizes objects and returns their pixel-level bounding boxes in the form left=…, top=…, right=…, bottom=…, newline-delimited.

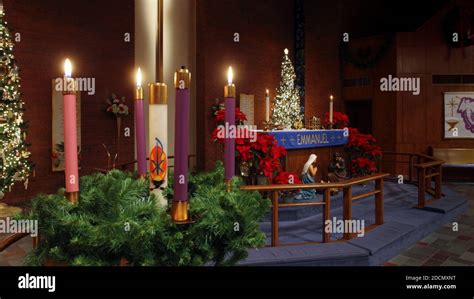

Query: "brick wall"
left=3, top=0, right=135, bottom=205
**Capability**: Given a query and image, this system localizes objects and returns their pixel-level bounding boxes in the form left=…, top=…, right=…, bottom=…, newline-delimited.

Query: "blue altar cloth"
left=266, top=129, right=348, bottom=149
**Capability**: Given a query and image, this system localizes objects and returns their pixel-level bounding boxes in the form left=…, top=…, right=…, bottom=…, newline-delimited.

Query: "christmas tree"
left=0, top=5, right=32, bottom=197
left=271, top=48, right=303, bottom=129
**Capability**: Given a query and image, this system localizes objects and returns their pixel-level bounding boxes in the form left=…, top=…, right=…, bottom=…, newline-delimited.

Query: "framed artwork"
left=444, top=92, right=474, bottom=139
left=51, top=80, right=81, bottom=171
left=239, top=94, right=254, bottom=126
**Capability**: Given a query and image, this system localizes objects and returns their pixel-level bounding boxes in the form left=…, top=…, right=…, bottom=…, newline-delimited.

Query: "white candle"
left=265, top=89, right=270, bottom=122
left=265, top=89, right=270, bottom=123
left=329, top=95, right=334, bottom=125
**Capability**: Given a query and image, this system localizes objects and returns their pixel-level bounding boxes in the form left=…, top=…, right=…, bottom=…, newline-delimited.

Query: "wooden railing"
left=240, top=173, right=389, bottom=247
left=380, top=151, right=445, bottom=208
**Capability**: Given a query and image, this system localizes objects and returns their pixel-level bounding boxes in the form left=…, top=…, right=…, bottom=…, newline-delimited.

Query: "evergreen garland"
left=24, top=162, right=270, bottom=266
left=340, top=33, right=394, bottom=69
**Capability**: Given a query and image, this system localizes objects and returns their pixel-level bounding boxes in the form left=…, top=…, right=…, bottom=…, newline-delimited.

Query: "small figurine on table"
left=328, top=152, right=347, bottom=193
left=295, top=154, right=318, bottom=201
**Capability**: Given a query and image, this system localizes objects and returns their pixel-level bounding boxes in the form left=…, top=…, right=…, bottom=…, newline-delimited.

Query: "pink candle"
left=224, top=66, right=236, bottom=183
left=63, top=59, right=79, bottom=204
left=135, top=68, right=147, bottom=177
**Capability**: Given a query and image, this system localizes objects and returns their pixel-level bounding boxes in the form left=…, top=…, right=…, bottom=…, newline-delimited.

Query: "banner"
left=267, top=129, right=349, bottom=149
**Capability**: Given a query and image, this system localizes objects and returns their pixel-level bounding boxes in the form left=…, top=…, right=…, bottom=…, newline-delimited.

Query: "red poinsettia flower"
left=323, top=111, right=349, bottom=129
left=274, top=171, right=302, bottom=184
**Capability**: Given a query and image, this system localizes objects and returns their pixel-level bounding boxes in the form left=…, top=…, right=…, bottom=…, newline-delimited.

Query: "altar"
left=266, top=129, right=349, bottom=180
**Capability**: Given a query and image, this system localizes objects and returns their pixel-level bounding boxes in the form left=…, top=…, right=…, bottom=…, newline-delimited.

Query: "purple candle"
left=224, top=66, right=236, bottom=182
left=135, top=68, right=147, bottom=177
left=171, top=67, right=191, bottom=223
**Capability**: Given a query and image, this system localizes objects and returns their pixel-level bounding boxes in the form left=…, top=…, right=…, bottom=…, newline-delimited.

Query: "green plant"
left=24, top=162, right=269, bottom=266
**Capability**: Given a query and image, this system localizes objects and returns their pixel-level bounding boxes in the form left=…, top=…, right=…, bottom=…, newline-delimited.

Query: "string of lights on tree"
left=0, top=7, right=32, bottom=195
left=270, top=48, right=303, bottom=129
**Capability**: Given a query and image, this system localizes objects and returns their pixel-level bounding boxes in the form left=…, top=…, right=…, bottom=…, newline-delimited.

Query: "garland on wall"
left=340, top=33, right=394, bottom=69
left=441, top=6, right=474, bottom=53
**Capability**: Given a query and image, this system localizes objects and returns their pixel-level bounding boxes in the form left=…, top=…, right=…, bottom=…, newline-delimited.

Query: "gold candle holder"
left=66, top=191, right=79, bottom=204
left=171, top=201, right=189, bottom=223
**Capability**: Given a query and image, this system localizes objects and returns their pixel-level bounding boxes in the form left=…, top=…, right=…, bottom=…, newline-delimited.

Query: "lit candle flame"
left=136, top=67, right=142, bottom=87
left=284, top=48, right=289, bottom=55
left=64, top=59, right=72, bottom=78
left=330, top=95, right=334, bottom=101
left=266, top=89, right=269, bottom=96
left=227, top=66, right=233, bottom=85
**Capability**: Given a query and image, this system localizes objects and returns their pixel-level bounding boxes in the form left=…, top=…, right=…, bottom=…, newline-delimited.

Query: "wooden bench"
left=431, top=147, right=474, bottom=182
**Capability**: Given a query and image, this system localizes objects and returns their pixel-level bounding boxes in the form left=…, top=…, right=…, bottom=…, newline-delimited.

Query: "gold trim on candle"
left=174, top=67, right=191, bottom=89
left=224, top=84, right=236, bottom=98
left=135, top=87, right=144, bottom=100
left=66, top=191, right=79, bottom=204
left=171, top=201, right=189, bottom=223
left=149, top=83, right=168, bottom=104
left=224, top=66, right=236, bottom=98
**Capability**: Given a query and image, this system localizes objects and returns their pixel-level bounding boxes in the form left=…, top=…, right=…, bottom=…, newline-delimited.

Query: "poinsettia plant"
left=248, top=133, right=287, bottom=179
left=323, top=111, right=349, bottom=129
left=274, top=171, right=302, bottom=184
left=211, top=106, right=287, bottom=180
left=211, top=107, right=247, bottom=145
left=345, top=128, right=382, bottom=177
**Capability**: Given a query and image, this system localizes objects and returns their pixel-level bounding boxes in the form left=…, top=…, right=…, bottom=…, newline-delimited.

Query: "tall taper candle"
left=63, top=59, right=79, bottom=204
left=329, top=95, right=334, bottom=128
left=149, top=83, right=168, bottom=189
left=265, top=89, right=270, bottom=122
left=224, top=66, right=236, bottom=183
left=135, top=68, right=147, bottom=177
left=172, top=66, right=191, bottom=223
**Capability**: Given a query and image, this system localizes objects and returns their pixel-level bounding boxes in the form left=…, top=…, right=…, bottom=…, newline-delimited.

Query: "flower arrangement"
left=323, top=111, right=349, bottom=129
left=345, top=128, right=382, bottom=177
left=211, top=107, right=287, bottom=181
left=106, top=94, right=129, bottom=117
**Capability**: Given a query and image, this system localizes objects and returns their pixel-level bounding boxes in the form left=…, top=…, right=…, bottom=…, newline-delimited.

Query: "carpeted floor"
left=386, top=183, right=474, bottom=266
